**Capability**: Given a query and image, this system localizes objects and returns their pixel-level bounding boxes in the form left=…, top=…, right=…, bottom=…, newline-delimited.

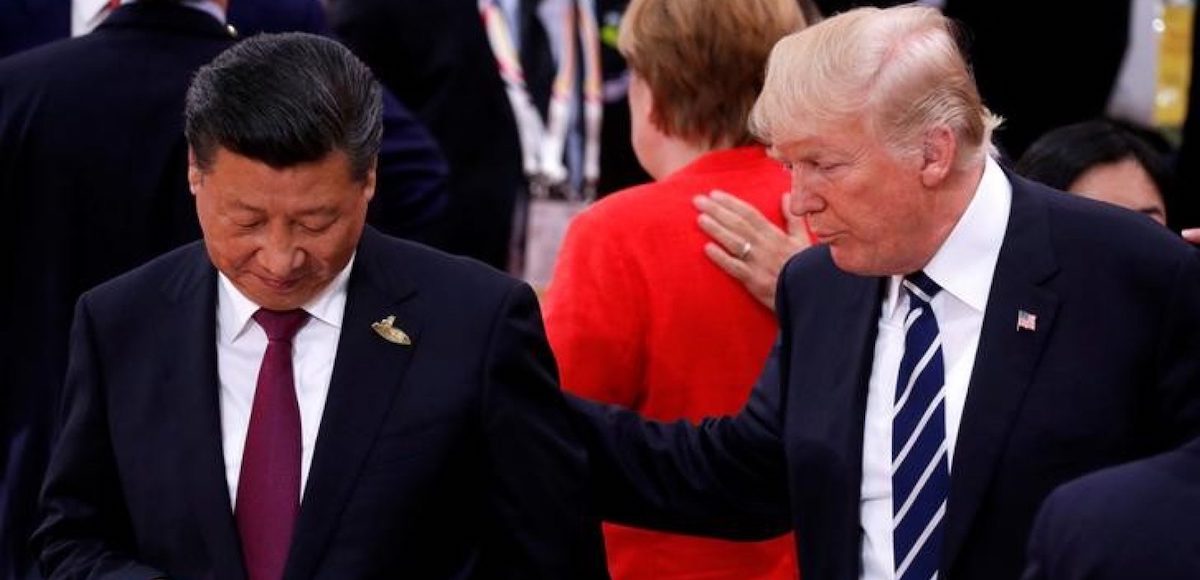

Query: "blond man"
left=569, top=5, right=1200, bottom=580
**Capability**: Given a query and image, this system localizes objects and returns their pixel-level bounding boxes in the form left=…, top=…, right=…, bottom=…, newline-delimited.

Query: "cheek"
left=207, top=234, right=258, bottom=270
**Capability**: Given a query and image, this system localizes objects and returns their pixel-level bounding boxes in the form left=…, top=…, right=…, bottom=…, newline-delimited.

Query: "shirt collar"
left=217, top=254, right=356, bottom=343
left=117, top=0, right=227, bottom=23
left=179, top=0, right=227, bottom=24
left=883, top=156, right=1012, bottom=317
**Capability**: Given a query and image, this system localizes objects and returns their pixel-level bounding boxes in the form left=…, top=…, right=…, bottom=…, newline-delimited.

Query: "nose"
left=789, top=168, right=826, bottom=215
left=258, top=225, right=305, bottom=278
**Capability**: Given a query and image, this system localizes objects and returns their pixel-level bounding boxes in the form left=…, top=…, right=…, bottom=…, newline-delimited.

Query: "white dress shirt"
left=73, top=0, right=226, bottom=36
left=859, top=157, right=1011, bottom=579
left=216, top=256, right=354, bottom=509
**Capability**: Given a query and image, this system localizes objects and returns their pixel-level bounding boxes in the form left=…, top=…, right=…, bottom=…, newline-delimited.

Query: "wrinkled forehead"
left=764, top=114, right=877, bottom=160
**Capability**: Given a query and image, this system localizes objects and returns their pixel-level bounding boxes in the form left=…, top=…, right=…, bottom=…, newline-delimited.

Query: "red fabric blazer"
left=545, top=147, right=800, bottom=579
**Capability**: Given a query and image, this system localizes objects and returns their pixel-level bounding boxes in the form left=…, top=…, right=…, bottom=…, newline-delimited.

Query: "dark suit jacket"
left=569, top=174, right=1200, bottom=580
left=330, top=0, right=524, bottom=269
left=33, top=228, right=609, bottom=579
left=0, top=6, right=235, bottom=578
left=1023, top=436, right=1200, bottom=580
left=0, top=0, right=68, bottom=59
left=1172, top=0, right=1200, bottom=230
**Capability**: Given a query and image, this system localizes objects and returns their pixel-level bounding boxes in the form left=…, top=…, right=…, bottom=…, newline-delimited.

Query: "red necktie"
left=237, top=308, right=309, bottom=580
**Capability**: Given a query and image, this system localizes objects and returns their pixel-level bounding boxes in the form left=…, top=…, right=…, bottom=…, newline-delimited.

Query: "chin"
left=829, top=247, right=896, bottom=277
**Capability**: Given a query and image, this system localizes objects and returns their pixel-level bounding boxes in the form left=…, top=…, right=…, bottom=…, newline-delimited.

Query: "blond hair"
left=749, top=5, right=1001, bottom=167
left=619, top=0, right=806, bottom=148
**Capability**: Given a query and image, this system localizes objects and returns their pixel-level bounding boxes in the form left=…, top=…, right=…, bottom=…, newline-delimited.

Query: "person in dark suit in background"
left=0, top=0, right=68, bottom=58
left=1022, top=436, right=1200, bottom=580
left=32, top=32, right=607, bottom=580
left=330, top=0, right=523, bottom=269
left=0, top=3, right=236, bottom=577
left=567, top=6, right=1200, bottom=580
left=1174, top=0, right=1200, bottom=237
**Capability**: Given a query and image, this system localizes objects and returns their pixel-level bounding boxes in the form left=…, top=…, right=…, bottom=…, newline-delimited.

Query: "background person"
left=1014, top=119, right=1172, bottom=225
left=542, top=0, right=809, bottom=577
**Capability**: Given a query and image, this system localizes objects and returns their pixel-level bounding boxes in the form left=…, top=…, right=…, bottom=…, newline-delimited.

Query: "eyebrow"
left=294, top=206, right=338, bottom=218
left=229, top=200, right=264, bottom=213
left=228, top=199, right=336, bottom=217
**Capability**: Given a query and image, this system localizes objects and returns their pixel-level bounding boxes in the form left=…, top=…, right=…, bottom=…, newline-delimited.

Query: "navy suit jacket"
left=34, top=228, right=609, bottom=579
left=0, top=0, right=68, bottom=59
left=1023, top=436, right=1200, bottom=579
left=0, top=6, right=235, bottom=578
left=570, top=174, right=1200, bottom=580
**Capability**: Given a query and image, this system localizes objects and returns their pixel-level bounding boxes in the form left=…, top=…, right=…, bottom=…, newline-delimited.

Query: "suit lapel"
left=160, top=244, right=247, bottom=580
left=942, top=176, right=1060, bottom=569
left=285, top=230, right=420, bottom=578
left=791, top=262, right=883, bottom=577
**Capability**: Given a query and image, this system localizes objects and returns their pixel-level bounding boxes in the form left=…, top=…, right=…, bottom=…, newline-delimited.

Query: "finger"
left=694, top=194, right=757, bottom=242
left=703, top=242, right=753, bottom=283
left=698, top=212, right=749, bottom=257
left=1183, top=228, right=1200, bottom=245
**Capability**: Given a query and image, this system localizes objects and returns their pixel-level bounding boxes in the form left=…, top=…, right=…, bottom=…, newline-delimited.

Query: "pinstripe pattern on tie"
left=892, top=271, right=949, bottom=580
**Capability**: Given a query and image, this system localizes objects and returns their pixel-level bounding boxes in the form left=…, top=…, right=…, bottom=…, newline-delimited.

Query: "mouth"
left=810, top=230, right=839, bottom=244
left=254, top=273, right=303, bottom=292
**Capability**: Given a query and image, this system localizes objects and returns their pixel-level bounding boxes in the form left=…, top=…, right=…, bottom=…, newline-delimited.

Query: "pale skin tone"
left=630, top=68, right=814, bottom=310
left=1068, top=157, right=1166, bottom=225
left=699, top=114, right=983, bottom=310
left=189, top=147, right=376, bottom=311
left=628, top=71, right=728, bottom=180
left=700, top=137, right=1200, bottom=309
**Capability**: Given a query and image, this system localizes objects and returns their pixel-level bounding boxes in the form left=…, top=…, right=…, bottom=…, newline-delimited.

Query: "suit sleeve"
left=1150, top=249, right=1200, bottom=445
left=560, top=260, right=801, bottom=540
left=1020, top=491, right=1058, bottom=580
left=543, top=206, right=648, bottom=407
left=479, top=282, right=608, bottom=579
left=32, top=297, right=166, bottom=579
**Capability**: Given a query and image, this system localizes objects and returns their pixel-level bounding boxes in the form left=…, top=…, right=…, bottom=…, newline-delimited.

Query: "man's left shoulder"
left=1031, top=182, right=1197, bottom=270
left=360, top=229, right=524, bottom=298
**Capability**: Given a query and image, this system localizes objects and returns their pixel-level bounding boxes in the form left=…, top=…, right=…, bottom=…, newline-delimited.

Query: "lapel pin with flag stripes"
left=1017, top=309, right=1037, bottom=332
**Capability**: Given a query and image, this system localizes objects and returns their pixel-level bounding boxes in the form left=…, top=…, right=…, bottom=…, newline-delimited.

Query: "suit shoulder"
left=1036, top=180, right=1194, bottom=268
left=364, top=230, right=524, bottom=299
left=80, top=242, right=208, bottom=311
left=1044, top=446, right=1197, bottom=521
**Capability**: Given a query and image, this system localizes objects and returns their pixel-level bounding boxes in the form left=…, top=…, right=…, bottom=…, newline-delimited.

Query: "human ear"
left=919, top=126, right=955, bottom=188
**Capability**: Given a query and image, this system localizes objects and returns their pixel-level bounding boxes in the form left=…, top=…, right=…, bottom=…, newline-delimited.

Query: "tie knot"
left=902, top=271, right=941, bottom=305
left=253, top=308, right=310, bottom=342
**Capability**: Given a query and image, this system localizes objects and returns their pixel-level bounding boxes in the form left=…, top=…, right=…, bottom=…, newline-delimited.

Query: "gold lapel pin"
left=371, top=315, right=411, bottom=346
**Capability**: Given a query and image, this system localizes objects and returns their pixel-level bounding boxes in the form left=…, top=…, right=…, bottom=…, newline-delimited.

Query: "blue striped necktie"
left=892, top=271, right=949, bottom=580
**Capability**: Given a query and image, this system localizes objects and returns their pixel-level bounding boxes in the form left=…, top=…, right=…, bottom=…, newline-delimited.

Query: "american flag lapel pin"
left=1017, top=309, right=1037, bottom=332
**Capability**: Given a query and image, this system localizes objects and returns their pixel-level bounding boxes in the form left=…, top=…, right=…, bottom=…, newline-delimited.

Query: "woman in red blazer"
left=543, top=0, right=812, bottom=577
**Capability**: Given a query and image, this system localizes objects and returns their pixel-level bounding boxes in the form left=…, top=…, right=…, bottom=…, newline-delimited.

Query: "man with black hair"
left=33, top=32, right=607, bottom=580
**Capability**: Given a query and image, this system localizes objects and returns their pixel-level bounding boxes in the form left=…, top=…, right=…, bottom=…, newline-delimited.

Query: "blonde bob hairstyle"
left=618, top=0, right=806, bottom=149
left=749, top=5, right=1001, bottom=168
